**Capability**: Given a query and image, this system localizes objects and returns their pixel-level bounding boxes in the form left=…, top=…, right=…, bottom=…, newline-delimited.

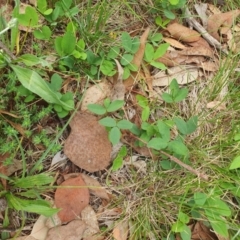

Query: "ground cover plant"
left=0, top=0, right=240, bottom=239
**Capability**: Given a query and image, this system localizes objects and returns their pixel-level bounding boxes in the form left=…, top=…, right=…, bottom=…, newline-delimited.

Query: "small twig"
left=184, top=7, right=228, bottom=54
left=160, top=150, right=209, bottom=181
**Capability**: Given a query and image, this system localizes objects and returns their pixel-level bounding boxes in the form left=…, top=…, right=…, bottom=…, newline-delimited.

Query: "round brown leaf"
left=64, top=112, right=112, bottom=172
left=55, top=176, right=89, bottom=223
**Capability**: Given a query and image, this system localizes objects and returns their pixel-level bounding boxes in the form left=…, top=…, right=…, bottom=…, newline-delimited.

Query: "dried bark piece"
left=54, top=176, right=89, bottom=223
left=64, top=112, right=112, bottom=172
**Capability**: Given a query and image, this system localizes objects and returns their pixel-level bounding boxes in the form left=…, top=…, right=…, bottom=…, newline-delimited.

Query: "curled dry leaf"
left=207, top=101, right=226, bottom=110
left=54, top=175, right=89, bottom=223
left=64, top=112, right=112, bottom=172
left=188, top=37, right=212, bottom=51
left=46, top=220, right=86, bottom=240
left=81, top=205, right=100, bottom=238
left=30, top=215, right=49, bottom=240
left=80, top=81, right=112, bottom=111
left=152, top=66, right=200, bottom=86
left=124, top=27, right=150, bottom=90
left=81, top=174, right=109, bottom=200
left=207, top=9, right=240, bottom=41
left=163, top=37, right=186, bottom=49
left=111, top=60, right=125, bottom=101
left=166, top=22, right=201, bottom=43
left=191, top=221, right=216, bottom=240
left=113, top=220, right=129, bottom=240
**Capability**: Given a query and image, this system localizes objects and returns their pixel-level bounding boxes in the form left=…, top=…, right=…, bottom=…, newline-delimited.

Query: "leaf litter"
left=4, top=1, right=240, bottom=239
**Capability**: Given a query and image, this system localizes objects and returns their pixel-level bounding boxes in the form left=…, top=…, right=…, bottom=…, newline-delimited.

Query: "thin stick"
left=184, top=7, right=228, bottom=54
left=160, top=150, right=209, bottom=181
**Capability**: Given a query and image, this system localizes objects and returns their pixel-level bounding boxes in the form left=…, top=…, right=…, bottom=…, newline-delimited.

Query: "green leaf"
left=50, top=73, right=63, bottom=92
left=147, top=137, right=168, bottom=150
left=13, top=173, right=53, bottom=188
left=57, top=109, right=68, bottom=118
left=120, top=54, right=134, bottom=66
left=54, top=36, right=63, bottom=56
left=172, top=221, right=185, bottom=232
left=53, top=104, right=62, bottom=112
left=169, top=0, right=179, bottom=5
left=127, top=63, right=138, bottom=71
left=151, top=33, right=163, bottom=42
left=174, top=116, right=197, bottom=135
left=164, top=9, right=176, bottom=20
left=194, top=192, right=207, bottom=206
left=209, top=219, right=228, bottom=238
left=186, top=116, right=198, bottom=134
left=160, top=160, right=174, bottom=170
left=103, top=98, right=111, bottom=108
left=180, top=225, right=191, bottom=240
left=5, top=193, right=59, bottom=217
left=123, top=67, right=131, bottom=79
left=144, top=43, right=154, bottom=62
left=157, top=120, right=170, bottom=142
left=153, top=43, right=170, bottom=60
left=10, top=65, right=73, bottom=111
left=130, top=124, right=141, bottom=136
left=174, top=88, right=188, bottom=102
left=174, top=117, right=187, bottom=135
left=100, top=60, right=116, bottom=76
left=178, top=212, right=189, bottom=224
left=87, top=104, right=106, bottom=115
left=131, top=38, right=140, bottom=53
left=111, top=157, right=123, bottom=171
left=99, top=117, right=116, bottom=127
left=17, top=6, right=38, bottom=27
left=168, top=140, right=189, bottom=156
left=33, top=26, right=52, bottom=40
left=118, top=145, right=127, bottom=158
left=61, top=31, right=76, bottom=55
left=109, top=127, right=121, bottom=145
left=142, top=107, right=150, bottom=121
left=121, top=32, right=132, bottom=52
left=205, top=197, right=231, bottom=217
left=107, top=47, right=120, bottom=59
left=229, top=155, right=240, bottom=170
left=37, top=0, right=47, bottom=13
left=107, top=100, right=125, bottom=112
left=150, top=61, right=167, bottom=70
left=162, top=92, right=174, bottom=103
left=136, top=95, right=148, bottom=108
left=18, top=54, right=41, bottom=66
left=76, top=39, right=85, bottom=51
left=117, top=120, right=133, bottom=129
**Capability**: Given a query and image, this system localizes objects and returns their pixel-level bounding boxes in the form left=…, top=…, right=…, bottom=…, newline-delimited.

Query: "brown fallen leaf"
left=207, top=9, right=240, bottom=41
left=124, top=27, right=150, bottom=90
left=30, top=215, right=49, bottom=240
left=81, top=205, right=100, bottom=238
left=191, top=221, right=216, bottom=240
left=46, top=220, right=86, bottom=240
left=188, top=37, right=212, bottom=50
left=113, top=220, right=129, bottom=240
left=152, top=66, right=200, bottom=86
left=163, top=37, right=186, bottom=49
left=54, top=176, right=89, bottom=223
left=64, top=112, right=112, bottom=172
left=207, top=101, right=226, bottom=110
left=80, top=81, right=112, bottom=111
left=81, top=174, right=109, bottom=200
left=166, top=22, right=201, bottom=43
